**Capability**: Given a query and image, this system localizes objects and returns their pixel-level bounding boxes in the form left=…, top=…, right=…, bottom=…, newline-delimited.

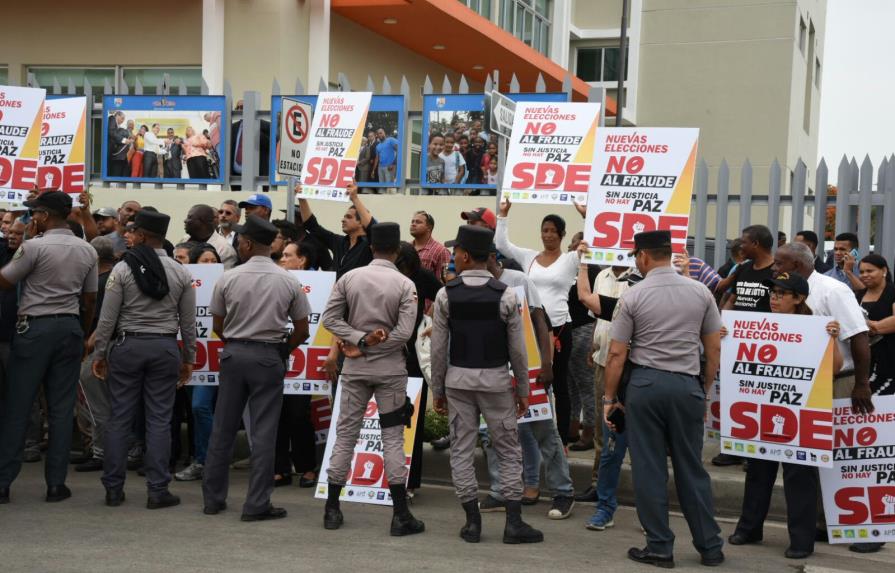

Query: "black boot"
left=503, top=500, right=543, bottom=544
left=460, top=499, right=481, bottom=543
left=389, top=484, right=425, bottom=536
left=324, top=483, right=344, bottom=530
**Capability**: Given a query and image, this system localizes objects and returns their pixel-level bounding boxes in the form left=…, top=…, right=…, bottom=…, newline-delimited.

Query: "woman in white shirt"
left=495, top=197, right=580, bottom=443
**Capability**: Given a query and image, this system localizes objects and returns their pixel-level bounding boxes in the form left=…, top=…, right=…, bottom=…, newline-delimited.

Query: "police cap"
left=446, top=225, right=493, bottom=257
left=24, top=191, right=72, bottom=217
left=632, top=230, right=672, bottom=251
left=133, top=209, right=170, bottom=236
left=233, top=214, right=278, bottom=246
left=370, top=222, right=401, bottom=251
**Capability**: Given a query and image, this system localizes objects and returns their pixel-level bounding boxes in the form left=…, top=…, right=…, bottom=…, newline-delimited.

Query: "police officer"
left=430, top=225, right=542, bottom=544
left=602, top=230, right=724, bottom=568
left=321, top=222, right=424, bottom=536
left=202, top=215, right=311, bottom=521
left=0, top=191, right=98, bottom=504
left=91, top=210, right=197, bottom=508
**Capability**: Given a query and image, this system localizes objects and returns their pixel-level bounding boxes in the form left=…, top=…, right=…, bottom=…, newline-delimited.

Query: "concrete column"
left=202, top=0, right=225, bottom=94
left=308, top=0, right=331, bottom=89
left=550, top=0, right=571, bottom=67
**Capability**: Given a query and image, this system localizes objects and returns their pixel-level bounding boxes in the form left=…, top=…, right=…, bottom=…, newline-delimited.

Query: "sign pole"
left=496, top=136, right=507, bottom=211
left=286, top=176, right=296, bottom=223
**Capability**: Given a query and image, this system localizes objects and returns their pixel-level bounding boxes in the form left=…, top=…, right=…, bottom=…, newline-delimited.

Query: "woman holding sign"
left=496, top=197, right=580, bottom=444
left=727, top=272, right=841, bottom=560
left=857, top=254, right=895, bottom=396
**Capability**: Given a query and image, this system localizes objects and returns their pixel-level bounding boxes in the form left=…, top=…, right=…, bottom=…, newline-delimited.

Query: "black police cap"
left=24, top=190, right=72, bottom=216
left=762, top=272, right=810, bottom=296
left=446, top=225, right=493, bottom=257
left=233, top=214, right=278, bottom=246
left=370, top=222, right=401, bottom=251
left=133, top=209, right=170, bottom=236
left=632, top=230, right=672, bottom=251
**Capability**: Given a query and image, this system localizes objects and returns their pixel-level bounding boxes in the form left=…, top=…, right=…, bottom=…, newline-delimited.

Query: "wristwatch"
left=357, top=335, right=368, bottom=350
left=602, top=395, right=618, bottom=405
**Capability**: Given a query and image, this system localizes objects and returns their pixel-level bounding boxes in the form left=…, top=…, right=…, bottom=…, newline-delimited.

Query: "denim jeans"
left=191, top=386, right=217, bottom=464
left=594, top=416, right=628, bottom=518
left=485, top=416, right=574, bottom=500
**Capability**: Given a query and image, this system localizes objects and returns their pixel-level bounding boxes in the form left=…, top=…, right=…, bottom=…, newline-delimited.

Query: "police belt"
left=632, top=363, right=698, bottom=378
left=18, top=313, right=79, bottom=321
left=120, top=332, right=177, bottom=338
left=227, top=339, right=284, bottom=347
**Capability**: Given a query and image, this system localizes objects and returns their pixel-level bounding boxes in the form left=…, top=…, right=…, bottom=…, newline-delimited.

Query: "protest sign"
left=582, top=128, right=699, bottom=267
left=501, top=101, right=601, bottom=205
left=0, top=86, right=45, bottom=203
left=311, top=396, right=332, bottom=446
left=37, top=97, right=87, bottom=198
left=185, top=264, right=225, bottom=385
left=297, top=91, right=371, bottom=202
left=705, top=376, right=721, bottom=441
left=283, top=270, right=336, bottom=395
left=316, top=378, right=424, bottom=506
left=514, top=286, right=553, bottom=424
left=720, top=310, right=834, bottom=467
left=820, top=396, right=895, bottom=543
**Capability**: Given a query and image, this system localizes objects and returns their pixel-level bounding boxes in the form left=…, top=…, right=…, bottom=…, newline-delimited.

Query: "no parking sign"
left=277, top=97, right=313, bottom=177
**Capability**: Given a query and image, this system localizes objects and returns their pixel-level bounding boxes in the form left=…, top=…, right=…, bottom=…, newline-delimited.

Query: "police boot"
left=503, top=500, right=544, bottom=544
left=389, top=484, right=425, bottom=537
left=460, top=499, right=481, bottom=543
left=324, top=483, right=344, bottom=530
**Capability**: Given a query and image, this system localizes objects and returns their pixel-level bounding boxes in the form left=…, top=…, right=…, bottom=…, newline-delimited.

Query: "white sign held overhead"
left=277, top=97, right=313, bottom=178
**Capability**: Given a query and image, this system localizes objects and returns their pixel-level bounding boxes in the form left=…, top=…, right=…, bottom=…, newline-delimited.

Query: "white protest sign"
left=501, top=101, right=600, bottom=205
left=720, top=310, right=835, bottom=467
left=298, top=91, right=371, bottom=202
left=283, top=270, right=336, bottom=395
left=0, top=86, right=45, bottom=203
left=316, top=378, right=424, bottom=506
left=37, top=96, right=87, bottom=199
left=820, top=396, right=895, bottom=544
left=185, top=263, right=225, bottom=385
left=277, top=97, right=313, bottom=178
left=583, top=128, right=699, bottom=267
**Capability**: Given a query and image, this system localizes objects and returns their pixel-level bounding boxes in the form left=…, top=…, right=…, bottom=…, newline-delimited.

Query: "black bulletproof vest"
left=445, top=277, right=510, bottom=368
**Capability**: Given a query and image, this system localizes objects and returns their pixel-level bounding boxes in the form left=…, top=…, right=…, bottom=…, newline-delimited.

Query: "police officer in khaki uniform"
left=92, top=210, right=197, bottom=508
left=430, top=225, right=542, bottom=544
left=203, top=215, right=311, bottom=521
left=321, top=222, right=424, bottom=536
left=602, top=230, right=724, bottom=568
left=0, top=191, right=98, bottom=504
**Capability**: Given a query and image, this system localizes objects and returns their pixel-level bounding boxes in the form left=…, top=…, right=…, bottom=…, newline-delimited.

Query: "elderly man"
left=182, top=204, right=238, bottom=269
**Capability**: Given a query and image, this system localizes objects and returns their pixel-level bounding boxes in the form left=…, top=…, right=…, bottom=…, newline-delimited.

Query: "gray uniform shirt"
left=1, top=228, right=98, bottom=316
left=321, top=259, right=418, bottom=377
left=430, top=269, right=529, bottom=399
left=93, top=249, right=198, bottom=362
left=610, top=266, right=721, bottom=376
left=210, top=255, right=311, bottom=342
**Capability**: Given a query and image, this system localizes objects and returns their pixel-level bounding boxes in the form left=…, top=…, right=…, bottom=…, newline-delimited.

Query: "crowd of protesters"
left=0, top=184, right=890, bottom=565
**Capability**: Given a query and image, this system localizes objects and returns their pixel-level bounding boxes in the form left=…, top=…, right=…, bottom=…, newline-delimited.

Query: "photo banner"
left=0, top=85, right=45, bottom=206
left=38, top=96, right=87, bottom=199
left=501, top=101, right=601, bottom=205
left=316, top=378, right=424, bottom=506
left=101, top=95, right=228, bottom=184
left=582, top=128, right=699, bottom=267
left=184, top=263, right=225, bottom=385
left=297, top=91, right=371, bottom=202
left=283, top=270, right=336, bottom=395
left=820, top=396, right=895, bottom=543
left=720, top=310, right=834, bottom=467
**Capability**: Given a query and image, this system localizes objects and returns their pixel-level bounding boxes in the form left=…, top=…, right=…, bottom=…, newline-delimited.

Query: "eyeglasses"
left=769, top=289, right=793, bottom=299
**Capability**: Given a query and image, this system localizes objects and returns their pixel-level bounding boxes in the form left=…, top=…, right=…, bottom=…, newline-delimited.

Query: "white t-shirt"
left=806, top=270, right=868, bottom=372
left=497, top=268, right=543, bottom=309
left=440, top=150, right=466, bottom=184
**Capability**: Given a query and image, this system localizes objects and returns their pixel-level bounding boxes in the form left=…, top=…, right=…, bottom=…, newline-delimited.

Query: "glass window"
left=122, top=67, right=202, bottom=95
left=603, top=47, right=621, bottom=82
left=458, top=0, right=491, bottom=19
left=498, top=0, right=551, bottom=55
left=575, top=48, right=601, bottom=82
left=0, top=67, right=7, bottom=85
left=27, top=67, right=116, bottom=101
left=409, top=115, right=422, bottom=182
left=535, top=0, right=549, bottom=17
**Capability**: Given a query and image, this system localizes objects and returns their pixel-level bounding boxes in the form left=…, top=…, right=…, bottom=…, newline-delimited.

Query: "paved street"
left=0, top=462, right=889, bottom=573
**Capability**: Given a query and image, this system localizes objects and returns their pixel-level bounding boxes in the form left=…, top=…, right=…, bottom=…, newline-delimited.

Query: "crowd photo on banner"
left=1, top=84, right=894, bottom=569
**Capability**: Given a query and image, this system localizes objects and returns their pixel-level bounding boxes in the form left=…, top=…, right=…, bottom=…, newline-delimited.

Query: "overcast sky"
left=817, top=0, right=895, bottom=168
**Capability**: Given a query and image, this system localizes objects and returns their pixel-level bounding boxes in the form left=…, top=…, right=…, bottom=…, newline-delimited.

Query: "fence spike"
left=535, top=73, right=546, bottom=93
left=738, top=159, right=752, bottom=232
left=458, top=75, right=469, bottom=94
left=52, top=77, right=62, bottom=95
left=134, top=78, right=143, bottom=95
left=338, top=72, right=351, bottom=92
left=790, top=159, right=808, bottom=238
left=423, top=75, right=433, bottom=94
left=178, top=78, right=187, bottom=96
left=484, top=75, right=492, bottom=92
left=366, top=75, right=376, bottom=92
left=814, top=159, right=829, bottom=245
left=562, top=74, right=572, bottom=97
left=693, top=158, right=708, bottom=262
left=767, top=160, right=782, bottom=253
left=27, top=72, right=39, bottom=89
left=156, top=77, right=164, bottom=96
left=383, top=76, right=394, bottom=95
left=835, top=156, right=852, bottom=234
left=857, top=155, right=874, bottom=254
left=272, top=78, right=281, bottom=96
left=509, top=73, right=520, bottom=93
left=399, top=76, right=409, bottom=98
left=104, top=77, right=113, bottom=95
left=712, top=159, right=729, bottom=269
left=295, top=77, right=305, bottom=95
left=201, top=78, right=209, bottom=95
left=441, top=75, right=452, bottom=94
left=318, top=77, right=328, bottom=94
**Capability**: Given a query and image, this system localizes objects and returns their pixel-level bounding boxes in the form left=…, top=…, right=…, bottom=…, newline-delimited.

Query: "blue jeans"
left=485, top=417, right=574, bottom=500
left=594, top=416, right=628, bottom=518
left=191, top=386, right=217, bottom=464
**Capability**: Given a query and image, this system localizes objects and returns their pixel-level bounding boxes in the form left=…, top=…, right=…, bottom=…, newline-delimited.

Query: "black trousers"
left=142, top=151, right=159, bottom=178
left=407, top=380, right=428, bottom=489
left=109, top=159, right=129, bottom=177
left=734, top=458, right=817, bottom=552
left=170, top=387, right=194, bottom=467
left=551, top=324, right=573, bottom=444
left=186, top=156, right=210, bottom=179
left=274, top=395, right=317, bottom=476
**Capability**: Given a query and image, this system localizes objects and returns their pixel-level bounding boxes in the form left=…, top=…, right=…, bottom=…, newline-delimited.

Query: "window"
left=499, top=0, right=551, bottom=55
left=121, top=67, right=203, bottom=95
left=0, top=66, right=7, bottom=85
left=409, top=113, right=422, bottom=183
left=458, top=0, right=492, bottom=19
left=798, top=16, right=807, bottom=55
left=575, top=46, right=628, bottom=83
left=27, top=67, right=116, bottom=102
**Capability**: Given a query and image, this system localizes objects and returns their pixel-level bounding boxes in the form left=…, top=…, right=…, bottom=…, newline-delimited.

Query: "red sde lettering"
left=591, top=212, right=689, bottom=251
left=350, top=452, right=384, bottom=487
left=0, top=157, right=38, bottom=189
left=191, top=340, right=225, bottom=370
left=36, top=164, right=85, bottom=192
left=302, top=157, right=356, bottom=188
left=729, top=402, right=832, bottom=449
left=285, top=347, right=328, bottom=379
left=510, top=162, right=590, bottom=192
left=835, top=487, right=869, bottom=525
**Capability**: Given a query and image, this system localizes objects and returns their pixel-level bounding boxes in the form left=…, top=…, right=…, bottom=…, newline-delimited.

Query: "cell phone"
left=608, top=408, right=626, bottom=434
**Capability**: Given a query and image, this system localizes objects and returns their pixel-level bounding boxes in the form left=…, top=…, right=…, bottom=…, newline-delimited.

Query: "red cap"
left=461, top=207, right=496, bottom=231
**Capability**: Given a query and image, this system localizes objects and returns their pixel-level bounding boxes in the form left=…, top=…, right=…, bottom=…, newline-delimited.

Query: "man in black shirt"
left=794, top=230, right=832, bottom=274
left=297, top=183, right=376, bottom=278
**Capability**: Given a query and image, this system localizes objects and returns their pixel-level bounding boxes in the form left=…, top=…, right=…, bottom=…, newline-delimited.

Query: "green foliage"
left=423, top=408, right=449, bottom=442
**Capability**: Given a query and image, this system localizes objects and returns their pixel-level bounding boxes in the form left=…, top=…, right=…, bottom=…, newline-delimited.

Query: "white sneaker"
left=175, top=462, right=204, bottom=481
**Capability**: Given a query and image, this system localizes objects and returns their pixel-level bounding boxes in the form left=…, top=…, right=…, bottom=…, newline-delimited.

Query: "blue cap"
left=238, top=193, right=272, bottom=210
